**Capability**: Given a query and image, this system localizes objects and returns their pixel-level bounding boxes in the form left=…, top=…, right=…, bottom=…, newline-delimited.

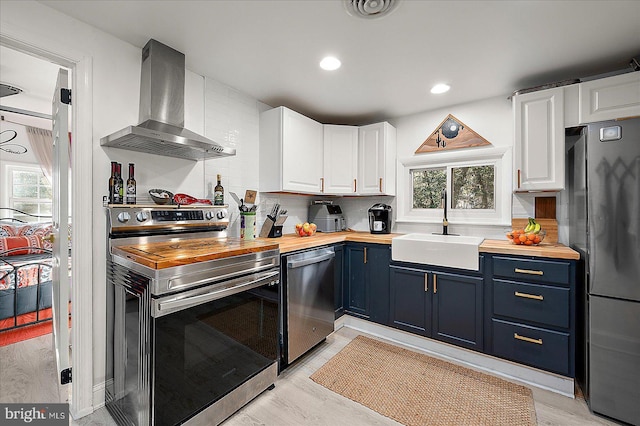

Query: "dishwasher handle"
left=287, top=252, right=335, bottom=269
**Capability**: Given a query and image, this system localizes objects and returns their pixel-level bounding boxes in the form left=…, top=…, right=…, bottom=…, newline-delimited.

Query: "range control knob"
left=136, top=212, right=149, bottom=222
left=205, top=211, right=215, bottom=220
left=117, top=212, right=131, bottom=223
left=216, top=209, right=228, bottom=220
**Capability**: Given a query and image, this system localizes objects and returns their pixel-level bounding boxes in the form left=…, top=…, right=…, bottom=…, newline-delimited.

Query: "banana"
left=533, top=223, right=541, bottom=234
left=524, top=217, right=535, bottom=233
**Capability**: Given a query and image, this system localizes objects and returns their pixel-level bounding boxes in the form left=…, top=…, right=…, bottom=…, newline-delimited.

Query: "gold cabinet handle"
left=517, top=169, right=521, bottom=188
left=433, top=274, right=437, bottom=294
left=514, top=333, right=542, bottom=345
left=354, top=179, right=357, bottom=193
left=514, top=268, right=544, bottom=276
left=363, top=247, right=367, bottom=264
left=379, top=177, right=383, bottom=192
left=515, top=291, right=544, bottom=301
left=424, top=273, right=428, bottom=292
left=320, top=177, right=325, bottom=193
left=42, top=234, right=55, bottom=243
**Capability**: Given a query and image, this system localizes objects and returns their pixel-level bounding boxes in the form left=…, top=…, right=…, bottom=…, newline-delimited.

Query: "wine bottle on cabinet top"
left=126, top=163, right=136, bottom=204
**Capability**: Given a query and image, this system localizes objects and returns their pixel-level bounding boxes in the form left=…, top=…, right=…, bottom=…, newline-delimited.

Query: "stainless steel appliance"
left=308, top=201, right=346, bottom=233
left=284, top=246, right=335, bottom=364
left=368, top=203, right=392, bottom=234
left=567, top=118, right=640, bottom=425
left=105, top=204, right=280, bottom=426
left=101, top=39, right=236, bottom=161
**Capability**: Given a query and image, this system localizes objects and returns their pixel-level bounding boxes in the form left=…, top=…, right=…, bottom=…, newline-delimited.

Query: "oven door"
left=150, top=269, right=280, bottom=425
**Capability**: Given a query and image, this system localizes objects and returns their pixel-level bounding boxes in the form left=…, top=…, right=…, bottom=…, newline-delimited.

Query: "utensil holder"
left=240, top=211, right=256, bottom=240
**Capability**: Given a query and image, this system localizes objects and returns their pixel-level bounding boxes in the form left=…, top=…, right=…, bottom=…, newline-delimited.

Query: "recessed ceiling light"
left=320, top=56, right=341, bottom=71
left=430, top=83, right=450, bottom=94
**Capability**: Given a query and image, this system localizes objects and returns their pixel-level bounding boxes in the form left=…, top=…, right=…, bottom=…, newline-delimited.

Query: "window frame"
left=397, top=146, right=512, bottom=226
left=5, top=163, right=52, bottom=220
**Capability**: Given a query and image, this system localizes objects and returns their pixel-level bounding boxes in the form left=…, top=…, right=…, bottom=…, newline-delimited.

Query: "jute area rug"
left=310, top=335, right=537, bottom=426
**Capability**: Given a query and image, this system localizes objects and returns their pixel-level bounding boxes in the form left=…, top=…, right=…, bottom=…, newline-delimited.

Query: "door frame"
left=0, top=33, right=94, bottom=419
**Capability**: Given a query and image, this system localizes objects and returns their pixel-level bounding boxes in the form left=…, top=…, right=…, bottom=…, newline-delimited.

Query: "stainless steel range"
left=105, top=204, right=280, bottom=426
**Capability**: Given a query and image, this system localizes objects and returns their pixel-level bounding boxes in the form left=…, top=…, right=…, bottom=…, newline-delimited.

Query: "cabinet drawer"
left=493, top=279, right=570, bottom=328
left=492, top=256, right=570, bottom=285
left=492, top=319, right=570, bottom=376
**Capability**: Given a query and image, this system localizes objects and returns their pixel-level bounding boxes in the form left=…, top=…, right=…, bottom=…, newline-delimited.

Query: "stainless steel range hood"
left=101, top=39, right=235, bottom=161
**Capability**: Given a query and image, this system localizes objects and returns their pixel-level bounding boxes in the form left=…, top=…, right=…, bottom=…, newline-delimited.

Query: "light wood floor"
left=0, top=328, right=621, bottom=425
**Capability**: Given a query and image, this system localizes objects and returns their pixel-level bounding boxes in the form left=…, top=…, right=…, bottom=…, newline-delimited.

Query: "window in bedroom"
left=7, top=165, right=52, bottom=222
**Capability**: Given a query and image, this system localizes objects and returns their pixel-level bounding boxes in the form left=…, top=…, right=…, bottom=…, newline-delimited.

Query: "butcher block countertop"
left=261, top=231, right=580, bottom=260
left=260, top=231, right=401, bottom=254
left=112, top=238, right=279, bottom=269
left=479, top=239, right=579, bottom=260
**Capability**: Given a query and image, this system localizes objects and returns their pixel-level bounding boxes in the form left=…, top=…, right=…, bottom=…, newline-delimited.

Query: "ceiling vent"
left=343, top=0, right=399, bottom=19
left=0, top=83, right=23, bottom=98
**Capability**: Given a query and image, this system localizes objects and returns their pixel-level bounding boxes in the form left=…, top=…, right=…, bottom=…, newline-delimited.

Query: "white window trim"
left=5, top=163, right=53, bottom=218
left=397, top=146, right=512, bottom=226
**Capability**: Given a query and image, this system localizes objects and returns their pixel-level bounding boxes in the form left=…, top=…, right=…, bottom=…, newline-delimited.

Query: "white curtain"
left=25, top=126, right=53, bottom=184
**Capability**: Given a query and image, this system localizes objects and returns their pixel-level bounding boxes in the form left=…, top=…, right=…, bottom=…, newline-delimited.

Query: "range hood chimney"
left=101, top=39, right=235, bottom=161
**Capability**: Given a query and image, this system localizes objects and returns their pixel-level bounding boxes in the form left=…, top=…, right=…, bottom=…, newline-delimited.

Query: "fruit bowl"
left=295, top=222, right=317, bottom=237
left=506, top=229, right=546, bottom=246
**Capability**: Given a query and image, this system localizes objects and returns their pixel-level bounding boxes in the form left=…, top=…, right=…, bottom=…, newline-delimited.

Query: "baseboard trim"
left=336, top=315, right=575, bottom=398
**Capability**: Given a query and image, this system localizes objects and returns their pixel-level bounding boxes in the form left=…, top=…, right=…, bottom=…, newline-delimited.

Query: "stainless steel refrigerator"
left=568, top=117, right=640, bottom=425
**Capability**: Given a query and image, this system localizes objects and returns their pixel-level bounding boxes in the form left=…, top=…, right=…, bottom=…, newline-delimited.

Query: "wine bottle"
left=108, top=161, right=117, bottom=204
left=114, top=163, right=124, bottom=204
left=214, top=174, right=224, bottom=205
left=126, top=163, right=136, bottom=204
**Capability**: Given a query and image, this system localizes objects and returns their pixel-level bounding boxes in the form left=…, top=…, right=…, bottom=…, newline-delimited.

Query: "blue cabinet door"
left=368, top=245, right=391, bottom=326
left=389, top=265, right=432, bottom=336
left=345, top=245, right=368, bottom=318
left=433, top=271, right=484, bottom=351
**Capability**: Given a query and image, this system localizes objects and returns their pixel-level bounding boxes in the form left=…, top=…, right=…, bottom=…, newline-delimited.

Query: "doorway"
left=0, top=35, right=93, bottom=419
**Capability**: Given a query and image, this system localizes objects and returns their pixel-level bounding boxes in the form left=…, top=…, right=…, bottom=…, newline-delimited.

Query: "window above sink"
left=396, top=146, right=512, bottom=226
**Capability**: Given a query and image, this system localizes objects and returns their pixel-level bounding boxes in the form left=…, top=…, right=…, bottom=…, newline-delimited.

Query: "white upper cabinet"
left=259, top=106, right=323, bottom=193
left=323, top=125, right=358, bottom=194
left=579, top=72, right=640, bottom=124
left=513, top=87, right=565, bottom=191
left=358, top=122, right=397, bottom=195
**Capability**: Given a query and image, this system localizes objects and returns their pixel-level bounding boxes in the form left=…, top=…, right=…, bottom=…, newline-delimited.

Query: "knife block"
left=259, top=217, right=283, bottom=238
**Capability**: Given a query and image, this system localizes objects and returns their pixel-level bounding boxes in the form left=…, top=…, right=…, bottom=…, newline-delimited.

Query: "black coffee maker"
left=368, top=204, right=392, bottom=234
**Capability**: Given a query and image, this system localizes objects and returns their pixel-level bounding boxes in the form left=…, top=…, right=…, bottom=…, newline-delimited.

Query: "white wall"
left=338, top=96, right=516, bottom=239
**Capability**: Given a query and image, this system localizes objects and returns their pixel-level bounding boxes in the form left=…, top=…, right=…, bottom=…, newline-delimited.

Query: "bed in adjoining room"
left=0, top=215, right=71, bottom=346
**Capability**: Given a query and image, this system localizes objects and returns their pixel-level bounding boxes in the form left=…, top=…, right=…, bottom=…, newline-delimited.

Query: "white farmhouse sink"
left=391, top=233, right=484, bottom=271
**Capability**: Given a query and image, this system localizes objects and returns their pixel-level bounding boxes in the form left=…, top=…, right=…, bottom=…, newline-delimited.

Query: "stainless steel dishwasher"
left=285, top=246, right=335, bottom=364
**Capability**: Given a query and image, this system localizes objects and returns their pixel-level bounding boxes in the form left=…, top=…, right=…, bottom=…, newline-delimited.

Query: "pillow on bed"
left=0, top=223, right=17, bottom=238
left=0, top=235, right=45, bottom=256
left=17, top=223, right=54, bottom=250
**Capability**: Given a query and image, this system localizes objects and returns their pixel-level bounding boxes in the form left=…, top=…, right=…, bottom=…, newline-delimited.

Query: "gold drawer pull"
left=424, top=273, right=428, bottom=292
left=514, top=333, right=543, bottom=345
left=514, top=268, right=544, bottom=276
left=515, top=291, right=544, bottom=301
left=363, top=247, right=367, bottom=264
left=433, top=274, right=437, bottom=294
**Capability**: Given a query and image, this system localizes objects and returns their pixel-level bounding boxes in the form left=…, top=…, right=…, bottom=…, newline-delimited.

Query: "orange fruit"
left=525, top=240, right=533, bottom=245
left=534, top=236, right=541, bottom=244
left=527, top=233, right=536, bottom=241
left=519, top=235, right=527, bottom=243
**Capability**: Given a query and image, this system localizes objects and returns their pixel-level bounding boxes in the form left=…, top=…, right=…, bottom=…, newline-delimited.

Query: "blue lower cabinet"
left=492, top=318, right=570, bottom=376
left=345, top=243, right=390, bottom=325
left=389, top=265, right=484, bottom=351
left=334, top=244, right=344, bottom=319
left=390, top=266, right=432, bottom=336
left=433, top=272, right=483, bottom=351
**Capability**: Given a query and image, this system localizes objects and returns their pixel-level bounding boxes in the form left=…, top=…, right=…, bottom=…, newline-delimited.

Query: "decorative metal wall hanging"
left=415, top=114, right=492, bottom=154
left=0, top=129, right=28, bottom=154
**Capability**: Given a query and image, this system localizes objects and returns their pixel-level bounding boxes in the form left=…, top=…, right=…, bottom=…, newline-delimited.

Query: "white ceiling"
left=8, top=1, right=640, bottom=125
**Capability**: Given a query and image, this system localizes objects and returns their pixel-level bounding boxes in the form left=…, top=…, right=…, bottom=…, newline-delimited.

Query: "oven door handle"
left=152, top=270, right=279, bottom=317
